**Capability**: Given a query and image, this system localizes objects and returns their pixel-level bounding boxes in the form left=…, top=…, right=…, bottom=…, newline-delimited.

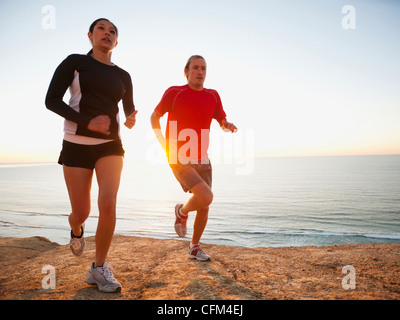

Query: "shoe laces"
left=192, top=245, right=204, bottom=254
left=99, top=263, right=116, bottom=281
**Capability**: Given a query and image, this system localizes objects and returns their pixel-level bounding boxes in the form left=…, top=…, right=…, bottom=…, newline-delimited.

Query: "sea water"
left=1, top=155, right=399, bottom=248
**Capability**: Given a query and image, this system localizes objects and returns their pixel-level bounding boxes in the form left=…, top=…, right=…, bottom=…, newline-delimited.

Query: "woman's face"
left=88, top=20, right=118, bottom=52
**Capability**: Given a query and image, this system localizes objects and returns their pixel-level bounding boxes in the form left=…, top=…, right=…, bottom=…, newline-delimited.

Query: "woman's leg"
left=63, top=166, right=93, bottom=237
left=93, top=155, right=123, bottom=267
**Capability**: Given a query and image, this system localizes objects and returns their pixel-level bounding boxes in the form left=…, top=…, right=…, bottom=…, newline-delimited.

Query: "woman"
left=45, top=18, right=137, bottom=293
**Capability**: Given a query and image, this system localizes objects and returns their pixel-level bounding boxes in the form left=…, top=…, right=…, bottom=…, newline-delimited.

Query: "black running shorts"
left=58, top=140, right=125, bottom=170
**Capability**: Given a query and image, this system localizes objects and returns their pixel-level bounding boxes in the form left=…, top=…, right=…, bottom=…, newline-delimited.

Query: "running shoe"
left=188, top=244, right=211, bottom=261
left=69, top=225, right=85, bottom=256
left=174, top=204, right=188, bottom=237
left=85, top=262, right=122, bottom=293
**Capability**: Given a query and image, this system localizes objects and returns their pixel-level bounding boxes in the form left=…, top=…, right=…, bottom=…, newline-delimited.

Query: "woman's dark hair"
left=89, top=18, right=118, bottom=35
left=87, top=18, right=118, bottom=55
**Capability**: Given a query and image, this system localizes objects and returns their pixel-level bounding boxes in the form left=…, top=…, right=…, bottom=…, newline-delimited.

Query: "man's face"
left=186, top=58, right=207, bottom=90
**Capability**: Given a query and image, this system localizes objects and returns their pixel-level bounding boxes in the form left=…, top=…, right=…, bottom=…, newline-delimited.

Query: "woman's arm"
left=45, top=55, right=92, bottom=128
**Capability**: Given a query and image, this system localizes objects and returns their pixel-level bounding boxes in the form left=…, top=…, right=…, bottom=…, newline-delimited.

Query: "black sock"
left=71, top=226, right=84, bottom=238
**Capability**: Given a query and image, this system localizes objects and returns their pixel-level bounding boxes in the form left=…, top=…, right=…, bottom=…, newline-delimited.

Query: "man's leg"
left=181, top=181, right=213, bottom=214
left=191, top=207, right=209, bottom=245
left=181, top=181, right=213, bottom=244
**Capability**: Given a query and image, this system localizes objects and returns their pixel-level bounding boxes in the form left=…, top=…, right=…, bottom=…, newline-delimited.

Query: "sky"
left=0, top=0, right=399, bottom=163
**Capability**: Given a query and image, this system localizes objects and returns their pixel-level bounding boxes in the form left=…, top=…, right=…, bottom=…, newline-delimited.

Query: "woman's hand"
left=124, top=110, right=138, bottom=129
left=87, top=115, right=111, bottom=135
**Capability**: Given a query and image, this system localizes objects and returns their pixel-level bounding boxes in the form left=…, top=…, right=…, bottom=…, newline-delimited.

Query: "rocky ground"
left=1, top=235, right=399, bottom=300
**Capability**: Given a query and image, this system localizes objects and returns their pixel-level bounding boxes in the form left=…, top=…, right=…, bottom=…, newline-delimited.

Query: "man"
left=150, top=55, right=237, bottom=261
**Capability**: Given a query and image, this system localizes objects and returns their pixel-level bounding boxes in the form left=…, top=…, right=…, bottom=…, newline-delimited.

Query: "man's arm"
left=150, top=111, right=167, bottom=151
left=220, top=119, right=238, bottom=133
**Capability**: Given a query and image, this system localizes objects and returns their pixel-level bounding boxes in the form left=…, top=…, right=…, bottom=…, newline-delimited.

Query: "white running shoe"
left=174, top=204, right=188, bottom=238
left=69, top=225, right=85, bottom=256
left=85, top=262, right=122, bottom=293
left=188, top=244, right=211, bottom=261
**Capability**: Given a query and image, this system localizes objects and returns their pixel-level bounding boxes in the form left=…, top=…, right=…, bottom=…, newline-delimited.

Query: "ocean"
left=1, top=155, right=400, bottom=248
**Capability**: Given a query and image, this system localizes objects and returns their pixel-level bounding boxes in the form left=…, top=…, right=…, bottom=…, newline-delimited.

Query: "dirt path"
left=1, top=235, right=399, bottom=300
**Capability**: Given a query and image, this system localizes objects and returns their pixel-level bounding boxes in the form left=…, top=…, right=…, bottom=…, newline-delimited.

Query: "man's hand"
left=124, top=110, right=138, bottom=129
left=87, top=115, right=111, bottom=135
left=221, top=119, right=238, bottom=133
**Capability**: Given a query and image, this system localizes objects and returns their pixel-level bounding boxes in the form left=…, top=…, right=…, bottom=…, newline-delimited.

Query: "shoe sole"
left=174, top=223, right=186, bottom=238
left=70, top=224, right=85, bottom=256
left=188, top=254, right=211, bottom=261
left=85, top=273, right=122, bottom=293
left=174, top=204, right=187, bottom=237
left=70, top=239, right=85, bottom=256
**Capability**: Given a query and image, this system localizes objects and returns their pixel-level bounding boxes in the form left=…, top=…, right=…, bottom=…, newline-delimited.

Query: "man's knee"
left=202, top=189, right=213, bottom=207
left=192, top=182, right=213, bottom=207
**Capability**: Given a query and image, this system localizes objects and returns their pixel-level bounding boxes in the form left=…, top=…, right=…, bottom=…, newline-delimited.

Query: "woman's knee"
left=70, top=208, right=90, bottom=226
left=98, top=195, right=117, bottom=215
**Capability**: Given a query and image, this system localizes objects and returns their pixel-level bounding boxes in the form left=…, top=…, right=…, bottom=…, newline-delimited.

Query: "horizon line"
left=1, top=152, right=399, bottom=166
